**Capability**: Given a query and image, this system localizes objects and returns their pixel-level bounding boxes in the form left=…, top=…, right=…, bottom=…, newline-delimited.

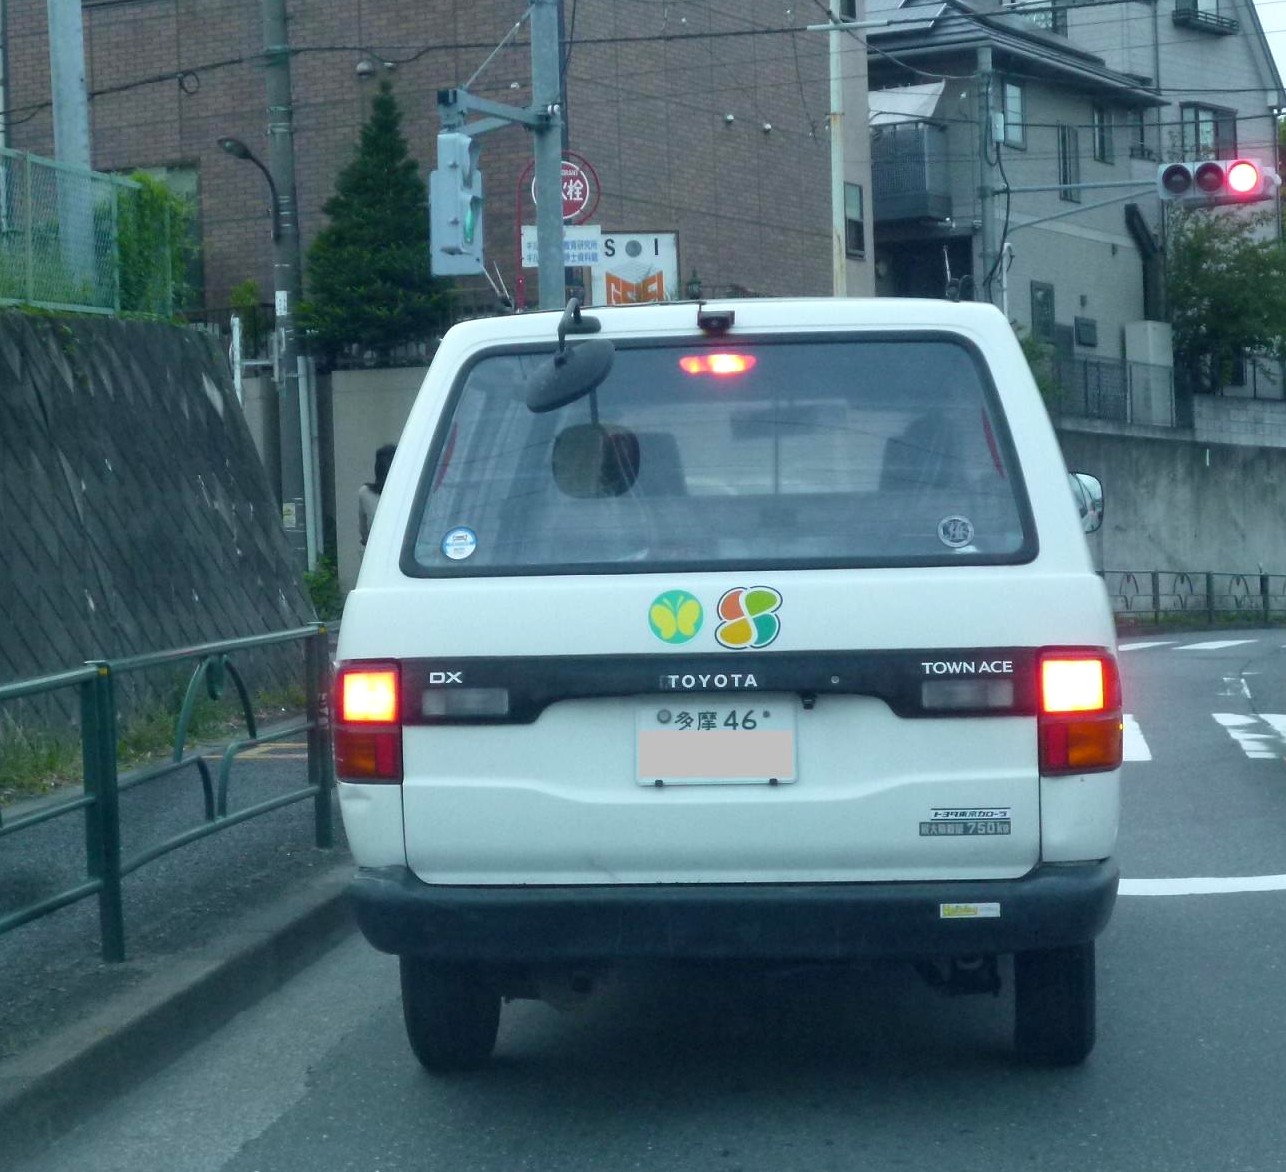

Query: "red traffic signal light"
left=1157, top=159, right=1278, bottom=206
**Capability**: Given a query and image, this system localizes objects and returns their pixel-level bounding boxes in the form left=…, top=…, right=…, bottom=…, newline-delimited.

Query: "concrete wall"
left=1194, top=396, right=1286, bottom=449
left=1058, top=424, right=1286, bottom=574
left=0, top=314, right=312, bottom=686
left=331, top=368, right=426, bottom=594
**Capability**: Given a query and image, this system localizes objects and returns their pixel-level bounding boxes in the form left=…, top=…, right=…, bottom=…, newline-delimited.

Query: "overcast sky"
left=1255, top=0, right=1286, bottom=87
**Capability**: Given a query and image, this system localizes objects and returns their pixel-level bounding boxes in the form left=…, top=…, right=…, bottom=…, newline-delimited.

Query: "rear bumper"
left=349, top=862, right=1118, bottom=963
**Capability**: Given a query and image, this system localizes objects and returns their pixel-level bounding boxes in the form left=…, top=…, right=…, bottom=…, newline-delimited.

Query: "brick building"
left=1, top=0, right=875, bottom=314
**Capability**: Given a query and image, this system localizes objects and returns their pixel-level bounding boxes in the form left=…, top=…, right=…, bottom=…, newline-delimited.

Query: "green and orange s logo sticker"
left=716, top=586, right=782, bottom=649
left=649, top=590, right=704, bottom=645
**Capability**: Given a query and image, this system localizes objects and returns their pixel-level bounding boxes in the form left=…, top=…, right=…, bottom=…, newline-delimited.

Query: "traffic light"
left=1156, top=158, right=1280, bottom=207
left=430, top=132, right=484, bottom=275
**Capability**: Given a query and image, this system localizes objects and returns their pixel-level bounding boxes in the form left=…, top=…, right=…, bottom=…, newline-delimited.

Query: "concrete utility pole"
left=47, top=0, right=94, bottom=291
left=46, top=0, right=90, bottom=169
left=828, top=0, right=848, bottom=297
left=261, top=0, right=309, bottom=571
left=976, top=46, right=997, bottom=306
left=530, top=0, right=566, bottom=310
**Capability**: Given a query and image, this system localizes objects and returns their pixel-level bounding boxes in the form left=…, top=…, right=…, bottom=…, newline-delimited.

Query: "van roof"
left=445, top=297, right=1011, bottom=347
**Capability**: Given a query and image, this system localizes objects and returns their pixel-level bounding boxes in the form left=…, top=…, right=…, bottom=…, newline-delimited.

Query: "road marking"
left=1118, top=641, right=1176, bottom=652
left=1176, top=639, right=1256, bottom=651
left=1211, top=713, right=1283, bottom=759
left=1122, top=714, right=1151, bottom=761
left=1121, top=875, right=1286, bottom=896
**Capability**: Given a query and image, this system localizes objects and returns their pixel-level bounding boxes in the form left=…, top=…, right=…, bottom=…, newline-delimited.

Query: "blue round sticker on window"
left=441, top=527, right=478, bottom=561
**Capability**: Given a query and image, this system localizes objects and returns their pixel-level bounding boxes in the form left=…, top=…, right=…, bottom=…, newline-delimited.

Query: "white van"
left=334, top=298, right=1121, bottom=1072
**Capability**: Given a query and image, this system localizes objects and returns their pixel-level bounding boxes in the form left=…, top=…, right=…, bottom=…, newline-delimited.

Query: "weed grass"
left=0, top=684, right=309, bottom=807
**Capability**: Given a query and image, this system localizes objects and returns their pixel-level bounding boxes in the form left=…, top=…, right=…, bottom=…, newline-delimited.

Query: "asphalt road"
left=17, top=630, right=1286, bottom=1172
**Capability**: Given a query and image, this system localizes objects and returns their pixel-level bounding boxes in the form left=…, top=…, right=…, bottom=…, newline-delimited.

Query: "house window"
left=1058, top=125, right=1081, bottom=202
left=1092, top=105, right=1114, bottom=163
left=1180, top=104, right=1236, bottom=158
left=840, top=0, right=857, bottom=18
left=844, top=182, right=865, bottom=258
left=1128, top=109, right=1152, bottom=159
left=1003, top=82, right=1026, bottom=148
left=1031, top=282, right=1056, bottom=343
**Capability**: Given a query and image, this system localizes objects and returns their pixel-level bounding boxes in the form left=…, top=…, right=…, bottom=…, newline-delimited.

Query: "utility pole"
left=530, top=0, right=566, bottom=310
left=47, top=0, right=93, bottom=290
left=828, top=0, right=847, bottom=297
left=46, top=0, right=90, bottom=169
left=977, top=46, right=997, bottom=305
left=261, top=0, right=309, bottom=571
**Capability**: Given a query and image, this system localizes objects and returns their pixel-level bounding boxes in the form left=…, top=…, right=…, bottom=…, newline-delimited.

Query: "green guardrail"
left=1104, top=571, right=1286, bottom=628
left=0, top=624, right=333, bottom=962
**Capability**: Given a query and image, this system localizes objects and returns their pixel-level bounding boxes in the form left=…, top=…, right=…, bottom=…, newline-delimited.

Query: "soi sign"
left=530, top=155, right=600, bottom=223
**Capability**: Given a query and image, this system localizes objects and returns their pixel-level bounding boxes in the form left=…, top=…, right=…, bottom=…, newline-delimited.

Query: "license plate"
left=636, top=697, right=797, bottom=786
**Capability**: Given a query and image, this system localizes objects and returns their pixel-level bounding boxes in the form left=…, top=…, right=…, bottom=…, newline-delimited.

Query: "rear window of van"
left=405, top=336, right=1035, bottom=575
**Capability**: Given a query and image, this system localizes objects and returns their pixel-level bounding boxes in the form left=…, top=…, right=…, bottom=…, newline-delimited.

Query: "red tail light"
left=334, top=663, right=403, bottom=782
left=1038, top=652, right=1122, bottom=775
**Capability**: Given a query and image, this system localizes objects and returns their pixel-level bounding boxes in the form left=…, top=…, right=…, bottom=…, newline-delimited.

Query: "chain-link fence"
left=0, top=147, right=173, bottom=317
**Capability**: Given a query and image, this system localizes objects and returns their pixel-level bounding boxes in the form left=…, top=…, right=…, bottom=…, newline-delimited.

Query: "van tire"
left=400, top=957, right=501, bottom=1072
left=1013, top=942, right=1095, bottom=1066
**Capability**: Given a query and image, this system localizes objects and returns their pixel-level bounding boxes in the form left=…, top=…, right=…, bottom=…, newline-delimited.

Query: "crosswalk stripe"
left=1118, top=641, right=1176, bottom=652
left=1176, top=639, right=1256, bottom=651
left=1122, top=715, right=1151, bottom=761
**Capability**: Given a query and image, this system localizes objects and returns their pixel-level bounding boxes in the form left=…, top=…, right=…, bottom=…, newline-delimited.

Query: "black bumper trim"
left=348, top=863, right=1118, bottom=963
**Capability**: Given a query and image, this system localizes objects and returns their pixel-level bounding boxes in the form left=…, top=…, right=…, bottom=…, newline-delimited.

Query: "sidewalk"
left=0, top=789, right=355, bottom=1161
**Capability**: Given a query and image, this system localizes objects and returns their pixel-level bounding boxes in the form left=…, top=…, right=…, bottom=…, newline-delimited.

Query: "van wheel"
left=1013, top=942, right=1096, bottom=1066
left=400, top=958, right=501, bottom=1072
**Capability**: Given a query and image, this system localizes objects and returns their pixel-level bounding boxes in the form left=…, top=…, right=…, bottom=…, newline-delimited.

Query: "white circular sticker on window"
left=938, top=516, right=975, bottom=549
left=441, top=527, right=478, bottom=560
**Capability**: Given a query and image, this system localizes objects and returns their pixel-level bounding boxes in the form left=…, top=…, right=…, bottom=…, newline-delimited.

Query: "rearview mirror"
left=552, top=424, right=640, bottom=498
left=1069, top=472, right=1104, bottom=534
left=525, top=339, right=616, bottom=413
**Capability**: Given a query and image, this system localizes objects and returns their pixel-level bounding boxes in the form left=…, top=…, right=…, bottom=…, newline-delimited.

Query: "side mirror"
left=1069, top=471, right=1104, bottom=534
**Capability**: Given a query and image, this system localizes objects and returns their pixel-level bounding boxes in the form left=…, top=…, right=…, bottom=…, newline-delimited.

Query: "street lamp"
left=217, top=137, right=281, bottom=240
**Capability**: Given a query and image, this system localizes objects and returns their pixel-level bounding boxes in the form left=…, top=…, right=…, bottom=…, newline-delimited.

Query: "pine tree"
left=299, top=81, right=442, bottom=361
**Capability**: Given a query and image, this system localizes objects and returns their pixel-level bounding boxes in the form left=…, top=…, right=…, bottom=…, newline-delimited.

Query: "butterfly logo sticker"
left=648, top=590, right=704, bottom=645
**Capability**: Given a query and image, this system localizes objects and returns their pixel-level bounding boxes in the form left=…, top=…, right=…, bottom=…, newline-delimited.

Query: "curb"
left=0, top=862, right=355, bottom=1160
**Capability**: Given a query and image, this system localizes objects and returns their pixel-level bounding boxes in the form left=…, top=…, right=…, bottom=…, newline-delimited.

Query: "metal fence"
left=1052, top=357, right=1175, bottom=427
left=0, top=146, right=172, bottom=317
left=0, top=625, right=333, bottom=962
left=1105, top=570, right=1286, bottom=626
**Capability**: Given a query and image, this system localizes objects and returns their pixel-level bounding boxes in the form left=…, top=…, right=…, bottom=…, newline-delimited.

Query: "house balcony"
left=1172, top=0, right=1238, bottom=34
left=871, top=121, right=953, bottom=223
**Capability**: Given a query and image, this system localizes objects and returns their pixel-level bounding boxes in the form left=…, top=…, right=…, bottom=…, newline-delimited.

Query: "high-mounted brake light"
left=1038, top=652, right=1122, bottom=775
left=679, top=353, right=757, bottom=376
left=334, top=664, right=403, bottom=782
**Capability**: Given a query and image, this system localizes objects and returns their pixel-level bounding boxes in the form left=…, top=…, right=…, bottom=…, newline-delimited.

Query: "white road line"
left=1176, top=639, right=1257, bottom=651
left=1122, top=714, right=1151, bottom=761
left=1121, top=875, right=1286, bottom=896
left=1257, top=714, right=1286, bottom=738
left=1118, top=641, right=1176, bottom=652
left=1211, top=713, right=1285, bottom=760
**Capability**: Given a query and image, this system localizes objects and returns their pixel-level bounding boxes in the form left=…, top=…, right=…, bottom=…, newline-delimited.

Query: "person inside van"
left=358, top=443, right=397, bottom=548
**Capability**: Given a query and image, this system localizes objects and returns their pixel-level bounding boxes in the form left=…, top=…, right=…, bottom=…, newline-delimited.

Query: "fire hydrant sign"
left=591, top=233, right=679, bottom=305
left=521, top=225, right=602, bottom=268
left=530, top=156, right=600, bottom=224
